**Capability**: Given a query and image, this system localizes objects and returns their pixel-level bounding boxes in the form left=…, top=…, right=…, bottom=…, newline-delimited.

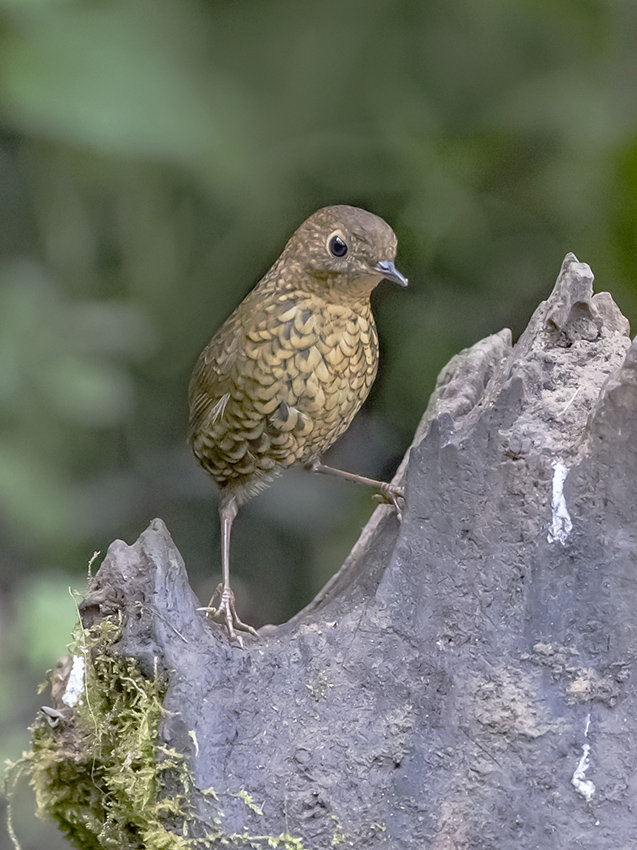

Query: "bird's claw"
left=373, top=483, right=405, bottom=520
left=198, top=583, right=258, bottom=647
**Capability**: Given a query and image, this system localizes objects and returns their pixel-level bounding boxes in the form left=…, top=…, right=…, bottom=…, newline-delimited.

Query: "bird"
left=188, top=204, right=408, bottom=644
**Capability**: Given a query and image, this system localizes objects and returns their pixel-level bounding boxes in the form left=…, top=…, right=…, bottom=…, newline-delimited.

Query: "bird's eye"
left=328, top=234, right=348, bottom=258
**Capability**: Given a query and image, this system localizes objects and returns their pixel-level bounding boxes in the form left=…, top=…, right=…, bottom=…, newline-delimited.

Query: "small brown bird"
left=189, top=205, right=407, bottom=643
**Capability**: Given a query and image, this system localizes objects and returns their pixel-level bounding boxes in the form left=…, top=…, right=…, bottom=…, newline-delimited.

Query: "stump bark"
left=38, top=254, right=637, bottom=849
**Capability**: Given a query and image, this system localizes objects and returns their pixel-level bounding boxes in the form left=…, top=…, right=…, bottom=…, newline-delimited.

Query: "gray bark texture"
left=79, top=253, right=637, bottom=849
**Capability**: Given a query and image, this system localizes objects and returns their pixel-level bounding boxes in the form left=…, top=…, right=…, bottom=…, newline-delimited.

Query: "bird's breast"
left=191, top=294, right=379, bottom=496
left=263, top=297, right=379, bottom=456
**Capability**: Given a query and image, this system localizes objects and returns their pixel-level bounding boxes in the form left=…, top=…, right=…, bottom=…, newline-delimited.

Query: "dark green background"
left=2, top=1, right=636, bottom=847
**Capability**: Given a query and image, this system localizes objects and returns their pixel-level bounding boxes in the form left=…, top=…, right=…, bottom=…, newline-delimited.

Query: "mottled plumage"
left=189, top=205, right=407, bottom=643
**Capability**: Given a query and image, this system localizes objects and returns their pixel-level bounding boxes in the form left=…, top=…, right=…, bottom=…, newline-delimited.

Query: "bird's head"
left=279, top=205, right=408, bottom=300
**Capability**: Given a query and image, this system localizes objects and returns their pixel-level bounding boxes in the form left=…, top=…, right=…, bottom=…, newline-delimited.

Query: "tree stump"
left=30, top=254, right=637, bottom=849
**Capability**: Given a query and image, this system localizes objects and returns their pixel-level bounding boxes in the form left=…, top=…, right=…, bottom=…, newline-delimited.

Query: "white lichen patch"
left=62, top=654, right=86, bottom=707
left=548, top=459, right=572, bottom=545
left=571, top=714, right=595, bottom=801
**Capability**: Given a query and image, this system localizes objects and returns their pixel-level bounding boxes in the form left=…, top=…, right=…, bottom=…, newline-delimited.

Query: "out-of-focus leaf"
left=0, top=0, right=257, bottom=183
left=15, top=573, right=80, bottom=669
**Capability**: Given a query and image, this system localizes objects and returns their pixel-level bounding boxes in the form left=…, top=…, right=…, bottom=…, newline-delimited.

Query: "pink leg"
left=306, top=459, right=405, bottom=519
left=198, top=495, right=257, bottom=646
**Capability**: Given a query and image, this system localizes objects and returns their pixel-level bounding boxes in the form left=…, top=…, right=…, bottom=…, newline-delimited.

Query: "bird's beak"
left=374, top=259, right=408, bottom=287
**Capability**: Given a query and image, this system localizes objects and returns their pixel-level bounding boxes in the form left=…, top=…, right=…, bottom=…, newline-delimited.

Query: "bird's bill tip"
left=374, top=259, right=408, bottom=287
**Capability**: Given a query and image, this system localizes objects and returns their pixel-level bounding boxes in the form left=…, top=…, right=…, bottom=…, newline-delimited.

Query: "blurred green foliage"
left=1, top=1, right=637, bottom=846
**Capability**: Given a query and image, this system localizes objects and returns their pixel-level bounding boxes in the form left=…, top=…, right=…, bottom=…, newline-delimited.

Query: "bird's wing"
left=188, top=290, right=292, bottom=432
left=188, top=304, right=246, bottom=439
left=189, top=291, right=327, bottom=453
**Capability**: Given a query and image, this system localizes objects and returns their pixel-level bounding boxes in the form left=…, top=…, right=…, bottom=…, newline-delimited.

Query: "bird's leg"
left=306, top=459, right=405, bottom=519
left=198, top=495, right=258, bottom=646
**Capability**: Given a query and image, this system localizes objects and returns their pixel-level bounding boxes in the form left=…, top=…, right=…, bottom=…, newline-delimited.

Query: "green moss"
left=28, top=618, right=183, bottom=849
left=305, top=670, right=334, bottom=702
left=6, top=616, right=308, bottom=850
left=234, top=790, right=264, bottom=817
left=330, top=815, right=346, bottom=846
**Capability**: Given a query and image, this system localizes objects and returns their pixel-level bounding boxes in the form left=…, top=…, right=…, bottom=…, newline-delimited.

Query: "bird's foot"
left=198, top=583, right=258, bottom=647
left=373, top=482, right=405, bottom=520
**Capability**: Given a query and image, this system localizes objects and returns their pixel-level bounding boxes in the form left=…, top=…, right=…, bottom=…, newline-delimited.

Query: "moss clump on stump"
left=26, top=618, right=195, bottom=849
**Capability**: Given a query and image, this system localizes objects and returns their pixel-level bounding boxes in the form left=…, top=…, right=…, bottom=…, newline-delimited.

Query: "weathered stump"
left=31, top=254, right=637, bottom=849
